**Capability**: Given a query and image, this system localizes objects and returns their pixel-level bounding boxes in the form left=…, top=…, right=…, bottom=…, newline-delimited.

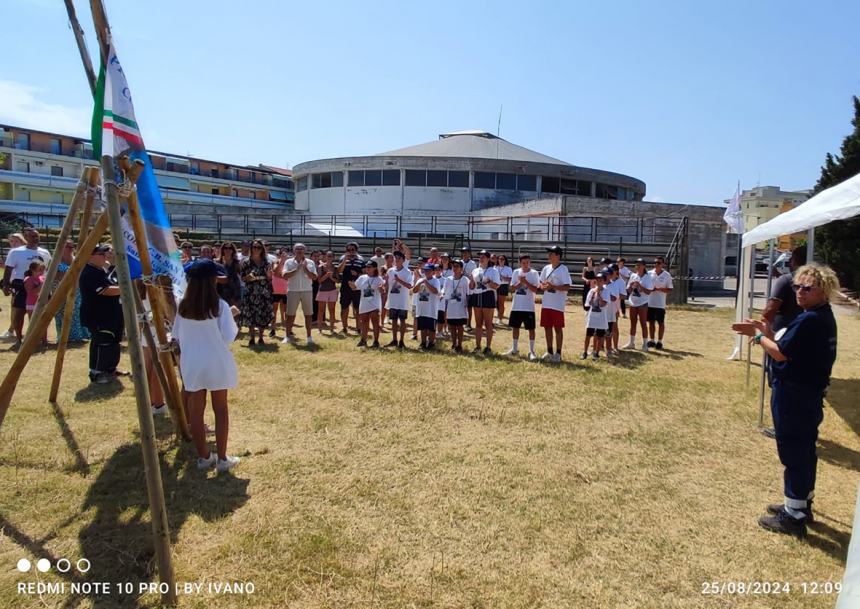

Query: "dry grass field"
left=0, top=301, right=859, bottom=609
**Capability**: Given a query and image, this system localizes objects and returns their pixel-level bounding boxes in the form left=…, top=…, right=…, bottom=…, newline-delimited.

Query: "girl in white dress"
left=351, top=260, right=385, bottom=348
left=173, top=259, right=241, bottom=474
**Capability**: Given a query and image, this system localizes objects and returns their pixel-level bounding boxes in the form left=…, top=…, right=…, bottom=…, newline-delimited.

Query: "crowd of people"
left=170, top=239, right=676, bottom=362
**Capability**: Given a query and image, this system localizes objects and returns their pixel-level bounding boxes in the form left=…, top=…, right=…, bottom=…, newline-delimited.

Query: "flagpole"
left=89, top=1, right=177, bottom=604
left=726, top=181, right=744, bottom=360
left=64, top=0, right=97, bottom=96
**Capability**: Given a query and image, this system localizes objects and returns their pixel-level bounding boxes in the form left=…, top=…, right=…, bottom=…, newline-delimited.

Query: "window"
left=559, top=178, right=580, bottom=195
left=312, top=172, right=342, bottom=188
left=212, top=188, right=220, bottom=195
left=382, top=169, right=400, bottom=186
left=51, top=166, right=63, bottom=177
left=14, top=133, right=29, bottom=150
left=496, top=173, right=516, bottom=190
left=364, top=170, right=382, bottom=186
left=541, top=176, right=560, bottom=193
left=448, top=171, right=468, bottom=188
left=517, top=174, right=537, bottom=191
left=596, top=183, right=619, bottom=199
left=405, top=170, right=426, bottom=186
left=297, top=176, right=308, bottom=192
left=474, top=172, right=495, bottom=189
left=50, top=139, right=61, bottom=155
left=348, top=170, right=364, bottom=187
left=577, top=180, right=593, bottom=196
left=427, top=170, right=447, bottom=187
left=210, top=168, right=219, bottom=178
left=15, top=189, right=30, bottom=201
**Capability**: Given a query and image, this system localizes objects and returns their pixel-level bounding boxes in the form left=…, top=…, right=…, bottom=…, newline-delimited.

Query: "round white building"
left=292, top=130, right=645, bottom=216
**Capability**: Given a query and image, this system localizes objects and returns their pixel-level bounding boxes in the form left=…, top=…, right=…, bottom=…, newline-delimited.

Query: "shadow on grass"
left=806, top=517, right=851, bottom=563
left=73, top=441, right=250, bottom=608
left=49, top=401, right=90, bottom=476
left=826, top=378, right=860, bottom=437
left=648, top=347, right=705, bottom=360
left=818, top=438, right=860, bottom=473
left=73, top=379, right=125, bottom=402
left=243, top=342, right=280, bottom=353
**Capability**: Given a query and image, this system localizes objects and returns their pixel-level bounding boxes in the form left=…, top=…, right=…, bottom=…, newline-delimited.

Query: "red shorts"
left=540, top=308, right=565, bottom=328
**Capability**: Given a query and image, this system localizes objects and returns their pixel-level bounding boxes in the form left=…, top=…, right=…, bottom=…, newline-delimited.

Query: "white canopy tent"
left=742, top=172, right=860, bottom=247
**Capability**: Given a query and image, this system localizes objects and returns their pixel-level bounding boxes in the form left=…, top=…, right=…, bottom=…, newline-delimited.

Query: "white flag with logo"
left=724, top=183, right=744, bottom=234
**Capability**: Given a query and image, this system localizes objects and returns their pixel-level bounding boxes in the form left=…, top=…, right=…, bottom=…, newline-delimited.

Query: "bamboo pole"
left=0, top=212, right=109, bottom=428
left=64, top=0, right=97, bottom=97
left=49, top=168, right=100, bottom=403
left=90, top=1, right=177, bottom=604
left=120, top=156, right=190, bottom=440
left=26, top=170, right=90, bottom=335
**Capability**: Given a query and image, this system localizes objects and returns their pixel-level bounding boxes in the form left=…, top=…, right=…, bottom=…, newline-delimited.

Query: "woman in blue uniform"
left=736, top=264, right=839, bottom=537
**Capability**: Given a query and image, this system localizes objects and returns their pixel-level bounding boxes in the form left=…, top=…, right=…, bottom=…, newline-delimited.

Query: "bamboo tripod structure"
left=0, top=1, right=182, bottom=604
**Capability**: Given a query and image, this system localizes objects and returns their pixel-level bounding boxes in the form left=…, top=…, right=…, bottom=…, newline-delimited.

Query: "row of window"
left=296, top=169, right=638, bottom=200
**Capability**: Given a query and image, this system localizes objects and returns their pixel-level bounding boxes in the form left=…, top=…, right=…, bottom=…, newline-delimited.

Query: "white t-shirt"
left=584, top=287, right=609, bottom=330
left=443, top=275, right=470, bottom=319
left=627, top=271, right=654, bottom=308
left=618, top=266, right=632, bottom=283
left=602, top=278, right=619, bottom=319
left=498, top=265, right=513, bottom=285
left=283, top=257, right=317, bottom=292
left=648, top=269, right=673, bottom=309
left=385, top=266, right=413, bottom=310
left=5, top=246, right=51, bottom=281
left=414, top=277, right=440, bottom=318
left=471, top=266, right=500, bottom=294
left=612, top=277, right=627, bottom=303
left=462, top=259, right=477, bottom=277
left=539, top=264, right=571, bottom=311
left=510, top=268, right=540, bottom=313
left=355, top=274, right=383, bottom=314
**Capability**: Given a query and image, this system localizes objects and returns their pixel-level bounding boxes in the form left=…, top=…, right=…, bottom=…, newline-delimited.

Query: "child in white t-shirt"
left=351, top=260, right=385, bottom=348
left=442, top=260, right=474, bottom=352
left=582, top=272, right=609, bottom=360
left=413, top=264, right=440, bottom=350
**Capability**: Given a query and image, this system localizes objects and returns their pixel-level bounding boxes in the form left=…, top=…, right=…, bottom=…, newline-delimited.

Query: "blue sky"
left=2, top=0, right=859, bottom=205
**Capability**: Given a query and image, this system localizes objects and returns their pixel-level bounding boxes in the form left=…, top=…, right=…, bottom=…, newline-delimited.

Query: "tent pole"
left=745, top=243, right=755, bottom=385
left=757, top=238, right=775, bottom=426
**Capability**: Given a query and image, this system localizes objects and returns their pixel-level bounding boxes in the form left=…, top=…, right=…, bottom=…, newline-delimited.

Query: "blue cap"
left=184, top=258, right=225, bottom=279
left=423, top=263, right=435, bottom=271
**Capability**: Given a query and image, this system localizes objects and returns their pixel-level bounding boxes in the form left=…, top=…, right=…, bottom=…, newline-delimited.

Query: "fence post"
left=619, top=236, right=623, bottom=258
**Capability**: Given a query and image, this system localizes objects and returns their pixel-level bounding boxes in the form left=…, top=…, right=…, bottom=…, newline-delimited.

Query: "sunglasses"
left=252, top=245, right=263, bottom=249
left=792, top=284, right=816, bottom=293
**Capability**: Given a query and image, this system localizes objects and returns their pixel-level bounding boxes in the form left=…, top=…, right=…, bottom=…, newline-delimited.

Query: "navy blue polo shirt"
left=773, top=303, right=837, bottom=390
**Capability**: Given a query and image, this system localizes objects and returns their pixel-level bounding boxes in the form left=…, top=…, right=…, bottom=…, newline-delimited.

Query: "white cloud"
left=0, top=80, right=90, bottom=137
left=648, top=195, right=666, bottom=203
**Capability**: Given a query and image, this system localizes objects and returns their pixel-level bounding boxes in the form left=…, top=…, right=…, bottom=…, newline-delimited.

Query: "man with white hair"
left=282, top=243, right=317, bottom=346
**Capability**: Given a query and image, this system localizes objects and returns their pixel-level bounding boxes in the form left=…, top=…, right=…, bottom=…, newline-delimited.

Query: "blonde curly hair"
left=794, top=263, right=841, bottom=301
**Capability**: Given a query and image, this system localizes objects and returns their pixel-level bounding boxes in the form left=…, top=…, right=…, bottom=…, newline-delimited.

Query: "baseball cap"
left=364, top=259, right=378, bottom=268
left=184, top=257, right=224, bottom=279
left=461, top=246, right=472, bottom=252
left=546, top=245, right=564, bottom=256
left=92, top=243, right=112, bottom=254
left=423, top=263, right=435, bottom=271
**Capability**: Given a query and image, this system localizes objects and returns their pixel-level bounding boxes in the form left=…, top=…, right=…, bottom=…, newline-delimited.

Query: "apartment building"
left=0, top=124, right=294, bottom=216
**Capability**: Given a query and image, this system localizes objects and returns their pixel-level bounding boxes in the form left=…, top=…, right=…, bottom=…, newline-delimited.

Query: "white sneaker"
left=623, top=337, right=635, bottom=349
left=151, top=404, right=167, bottom=416
left=528, top=351, right=538, bottom=361
left=281, top=336, right=293, bottom=344
left=641, top=342, right=649, bottom=353
left=217, top=455, right=240, bottom=473
left=0, top=330, right=13, bottom=341
left=552, top=352, right=562, bottom=363
left=306, top=336, right=314, bottom=346
left=197, top=452, right=216, bottom=470
left=503, top=348, right=518, bottom=356
left=540, top=352, right=553, bottom=361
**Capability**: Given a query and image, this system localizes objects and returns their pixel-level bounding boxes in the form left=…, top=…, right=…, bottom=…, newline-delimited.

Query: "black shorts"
left=647, top=307, right=666, bottom=323
left=437, top=310, right=446, bottom=324
left=447, top=317, right=466, bottom=327
left=388, top=308, right=408, bottom=321
left=339, top=290, right=361, bottom=309
left=11, top=279, right=26, bottom=309
left=606, top=320, right=615, bottom=332
left=586, top=327, right=607, bottom=337
left=508, top=311, right=536, bottom=330
left=417, top=316, right=436, bottom=331
left=497, top=284, right=510, bottom=296
left=272, top=293, right=287, bottom=304
left=468, top=291, right=496, bottom=309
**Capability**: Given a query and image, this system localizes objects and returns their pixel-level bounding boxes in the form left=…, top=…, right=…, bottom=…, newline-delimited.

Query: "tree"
left=814, top=95, right=860, bottom=290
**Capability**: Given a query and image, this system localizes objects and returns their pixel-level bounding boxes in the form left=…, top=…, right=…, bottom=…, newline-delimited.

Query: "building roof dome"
left=377, top=130, right=571, bottom=166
